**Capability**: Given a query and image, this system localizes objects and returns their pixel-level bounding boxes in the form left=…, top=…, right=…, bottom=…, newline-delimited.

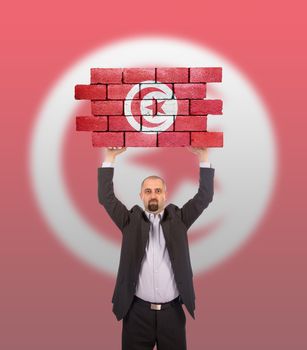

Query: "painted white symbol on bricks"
left=124, top=81, right=177, bottom=133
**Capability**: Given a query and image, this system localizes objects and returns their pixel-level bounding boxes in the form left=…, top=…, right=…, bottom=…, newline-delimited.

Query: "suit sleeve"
left=180, top=167, right=215, bottom=229
left=98, top=167, right=130, bottom=231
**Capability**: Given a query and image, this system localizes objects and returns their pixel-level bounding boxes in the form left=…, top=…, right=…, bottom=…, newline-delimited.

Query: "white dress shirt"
left=135, top=209, right=180, bottom=302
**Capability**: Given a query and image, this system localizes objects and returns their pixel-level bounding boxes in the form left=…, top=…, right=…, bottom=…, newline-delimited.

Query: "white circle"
left=29, top=35, right=277, bottom=276
left=124, top=81, right=177, bottom=133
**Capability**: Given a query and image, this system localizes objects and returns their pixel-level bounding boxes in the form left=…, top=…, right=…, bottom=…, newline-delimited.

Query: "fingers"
left=187, top=146, right=208, bottom=151
left=106, top=147, right=127, bottom=151
left=186, top=146, right=199, bottom=154
left=186, top=146, right=196, bottom=152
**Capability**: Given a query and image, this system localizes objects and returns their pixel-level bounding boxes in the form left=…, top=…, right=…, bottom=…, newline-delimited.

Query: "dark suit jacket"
left=98, top=166, right=214, bottom=321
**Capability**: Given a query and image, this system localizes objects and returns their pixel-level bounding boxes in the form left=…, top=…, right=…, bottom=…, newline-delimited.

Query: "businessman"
left=98, top=147, right=215, bottom=350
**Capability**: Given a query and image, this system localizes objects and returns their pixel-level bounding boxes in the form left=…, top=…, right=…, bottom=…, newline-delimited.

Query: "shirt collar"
left=144, top=209, right=165, bottom=221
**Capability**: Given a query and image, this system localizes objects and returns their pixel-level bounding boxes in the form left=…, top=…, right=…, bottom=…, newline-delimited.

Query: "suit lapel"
left=140, top=213, right=150, bottom=253
left=161, top=208, right=174, bottom=259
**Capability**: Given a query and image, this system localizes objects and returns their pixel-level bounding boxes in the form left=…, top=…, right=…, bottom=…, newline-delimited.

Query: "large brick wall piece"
left=75, top=67, right=223, bottom=147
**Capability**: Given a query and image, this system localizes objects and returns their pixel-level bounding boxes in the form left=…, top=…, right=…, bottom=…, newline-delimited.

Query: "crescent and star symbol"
left=124, top=82, right=178, bottom=133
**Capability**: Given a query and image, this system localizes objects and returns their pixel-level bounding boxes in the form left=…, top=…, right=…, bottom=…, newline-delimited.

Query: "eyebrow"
left=144, top=187, right=162, bottom=191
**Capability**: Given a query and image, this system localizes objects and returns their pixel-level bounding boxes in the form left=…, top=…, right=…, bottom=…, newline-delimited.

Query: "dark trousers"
left=122, top=296, right=187, bottom=350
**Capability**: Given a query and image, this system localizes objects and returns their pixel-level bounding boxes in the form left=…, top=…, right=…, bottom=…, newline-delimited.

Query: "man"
left=98, top=146, right=215, bottom=350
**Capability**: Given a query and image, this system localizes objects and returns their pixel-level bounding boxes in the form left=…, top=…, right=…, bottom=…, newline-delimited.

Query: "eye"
left=156, top=189, right=161, bottom=193
left=145, top=189, right=151, bottom=193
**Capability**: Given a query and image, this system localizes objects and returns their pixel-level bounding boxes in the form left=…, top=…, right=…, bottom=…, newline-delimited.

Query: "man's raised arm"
left=98, top=147, right=130, bottom=231
left=180, top=147, right=215, bottom=229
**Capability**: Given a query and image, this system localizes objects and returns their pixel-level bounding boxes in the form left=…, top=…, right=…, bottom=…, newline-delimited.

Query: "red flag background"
left=1, top=1, right=306, bottom=349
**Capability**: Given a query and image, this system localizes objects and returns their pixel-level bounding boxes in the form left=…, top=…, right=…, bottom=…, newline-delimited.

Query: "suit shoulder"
left=130, top=205, right=143, bottom=214
left=166, top=203, right=181, bottom=213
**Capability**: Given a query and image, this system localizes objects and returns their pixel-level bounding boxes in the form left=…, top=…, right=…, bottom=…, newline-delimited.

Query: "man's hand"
left=186, top=146, right=209, bottom=162
left=104, top=147, right=127, bottom=162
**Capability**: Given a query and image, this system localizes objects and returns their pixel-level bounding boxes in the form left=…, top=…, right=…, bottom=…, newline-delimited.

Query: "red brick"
left=109, top=116, right=141, bottom=131
left=123, top=68, right=155, bottom=83
left=174, top=83, right=206, bottom=99
left=141, top=116, right=175, bottom=132
left=174, top=116, right=207, bottom=131
left=91, top=68, right=122, bottom=84
left=92, top=132, right=124, bottom=147
left=156, top=68, right=189, bottom=83
left=158, top=132, right=190, bottom=146
left=108, top=84, right=139, bottom=100
left=176, top=100, right=190, bottom=115
left=76, top=116, right=107, bottom=131
left=190, top=68, right=222, bottom=83
left=91, top=101, right=123, bottom=115
left=140, top=83, right=173, bottom=99
left=191, top=132, right=223, bottom=147
left=125, top=132, right=157, bottom=147
left=190, top=99, right=223, bottom=115
left=74, top=85, right=106, bottom=100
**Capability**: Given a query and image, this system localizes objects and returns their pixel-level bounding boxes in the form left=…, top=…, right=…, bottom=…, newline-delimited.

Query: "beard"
left=148, top=200, right=159, bottom=212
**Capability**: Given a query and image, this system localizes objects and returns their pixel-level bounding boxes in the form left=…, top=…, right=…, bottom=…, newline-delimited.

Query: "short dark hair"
left=141, top=175, right=167, bottom=191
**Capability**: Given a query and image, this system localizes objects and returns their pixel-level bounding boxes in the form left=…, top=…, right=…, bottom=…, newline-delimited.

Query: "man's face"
left=140, top=178, right=167, bottom=213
